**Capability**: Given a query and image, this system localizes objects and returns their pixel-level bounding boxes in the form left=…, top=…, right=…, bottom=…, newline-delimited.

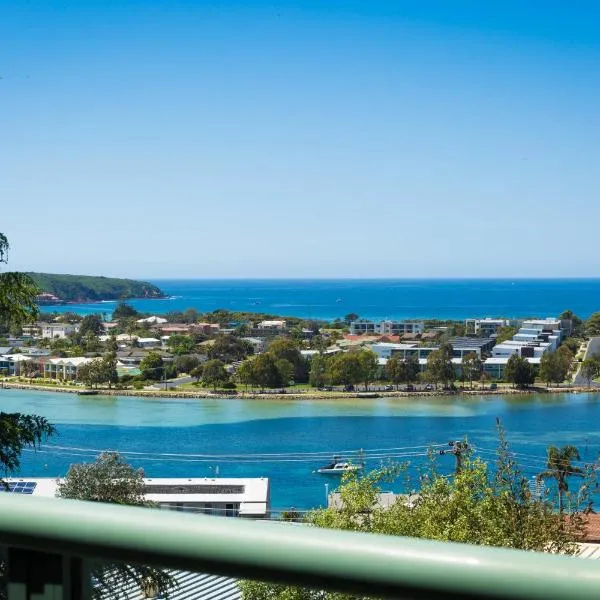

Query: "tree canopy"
left=240, top=427, right=585, bottom=599
left=57, top=452, right=174, bottom=600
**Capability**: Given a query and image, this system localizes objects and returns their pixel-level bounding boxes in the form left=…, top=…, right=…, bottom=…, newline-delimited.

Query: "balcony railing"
left=0, top=494, right=599, bottom=599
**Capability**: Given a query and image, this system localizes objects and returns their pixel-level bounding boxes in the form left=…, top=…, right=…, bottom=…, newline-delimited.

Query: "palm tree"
left=538, top=445, right=584, bottom=512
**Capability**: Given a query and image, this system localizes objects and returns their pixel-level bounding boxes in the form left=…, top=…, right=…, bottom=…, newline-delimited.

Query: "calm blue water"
left=40, top=278, right=600, bottom=320
left=3, top=389, right=600, bottom=510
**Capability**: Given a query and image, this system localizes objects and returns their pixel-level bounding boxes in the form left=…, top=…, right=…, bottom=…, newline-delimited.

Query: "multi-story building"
left=483, top=317, right=566, bottom=379
left=40, top=323, right=78, bottom=339
left=350, top=320, right=424, bottom=336
left=465, top=318, right=511, bottom=337
left=43, top=357, right=94, bottom=380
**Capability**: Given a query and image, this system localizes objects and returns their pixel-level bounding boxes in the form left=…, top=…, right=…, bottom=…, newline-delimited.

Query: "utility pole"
left=440, top=440, right=469, bottom=474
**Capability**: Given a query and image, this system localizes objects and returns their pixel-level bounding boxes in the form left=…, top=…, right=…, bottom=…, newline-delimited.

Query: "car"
left=343, top=384, right=355, bottom=392
left=424, top=384, right=434, bottom=391
left=490, top=383, right=498, bottom=390
left=384, top=385, right=393, bottom=391
left=406, top=384, right=415, bottom=391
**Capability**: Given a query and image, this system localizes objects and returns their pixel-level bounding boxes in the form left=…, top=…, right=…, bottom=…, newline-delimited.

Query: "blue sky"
left=2, top=1, right=600, bottom=278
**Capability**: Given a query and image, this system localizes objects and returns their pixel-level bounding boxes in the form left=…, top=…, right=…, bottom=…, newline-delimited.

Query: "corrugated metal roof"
left=578, top=543, right=600, bottom=560
left=101, top=569, right=241, bottom=600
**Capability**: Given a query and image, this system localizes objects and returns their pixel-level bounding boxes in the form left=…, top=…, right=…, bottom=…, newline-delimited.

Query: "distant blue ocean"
left=41, top=279, right=600, bottom=321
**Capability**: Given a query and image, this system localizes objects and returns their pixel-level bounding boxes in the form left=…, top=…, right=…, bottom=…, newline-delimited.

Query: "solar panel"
left=0, top=481, right=37, bottom=494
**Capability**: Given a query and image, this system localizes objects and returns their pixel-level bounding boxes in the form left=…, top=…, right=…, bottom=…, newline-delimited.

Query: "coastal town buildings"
left=464, top=318, right=511, bottom=337
left=483, top=318, right=567, bottom=379
left=350, top=319, right=425, bottom=336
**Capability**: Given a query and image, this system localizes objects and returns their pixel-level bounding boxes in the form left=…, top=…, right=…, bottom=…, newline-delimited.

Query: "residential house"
left=349, top=320, right=424, bottom=336
left=43, top=357, right=94, bottom=380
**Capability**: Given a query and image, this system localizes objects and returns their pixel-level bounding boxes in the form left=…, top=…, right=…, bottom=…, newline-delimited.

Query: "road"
left=573, top=337, right=600, bottom=386
left=149, top=376, right=195, bottom=390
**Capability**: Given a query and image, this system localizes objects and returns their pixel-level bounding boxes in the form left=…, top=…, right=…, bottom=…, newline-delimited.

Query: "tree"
left=586, top=312, right=600, bottom=337
left=275, top=358, right=295, bottom=387
left=385, top=356, right=407, bottom=390
left=208, top=334, right=251, bottom=362
left=425, top=344, right=454, bottom=389
left=404, top=354, right=420, bottom=384
left=0, top=412, right=55, bottom=474
left=201, top=359, right=229, bottom=391
left=580, top=357, right=600, bottom=386
left=241, top=428, right=585, bottom=599
left=325, top=353, right=362, bottom=387
left=0, top=233, right=40, bottom=327
left=344, top=313, right=359, bottom=324
left=78, top=314, right=104, bottom=337
left=308, top=354, right=328, bottom=388
left=356, top=349, right=379, bottom=390
left=539, top=352, right=560, bottom=387
left=102, top=336, right=119, bottom=388
left=168, top=334, right=197, bottom=356
left=504, top=354, right=535, bottom=388
left=112, top=302, right=138, bottom=321
left=251, top=354, right=282, bottom=389
left=77, top=358, right=105, bottom=388
left=190, top=364, right=203, bottom=383
left=57, top=452, right=174, bottom=600
left=174, top=354, right=201, bottom=375
left=139, top=352, right=164, bottom=380
left=20, top=360, right=40, bottom=379
left=236, top=359, right=255, bottom=390
left=538, top=445, right=584, bottom=513
left=461, top=352, right=482, bottom=389
left=268, top=338, right=307, bottom=382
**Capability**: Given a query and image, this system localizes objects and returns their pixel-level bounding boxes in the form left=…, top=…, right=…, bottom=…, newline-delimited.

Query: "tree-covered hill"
left=28, top=272, right=165, bottom=303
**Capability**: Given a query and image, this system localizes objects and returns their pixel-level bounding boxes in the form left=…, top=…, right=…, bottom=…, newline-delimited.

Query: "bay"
left=3, top=389, right=600, bottom=511
left=40, top=278, right=600, bottom=320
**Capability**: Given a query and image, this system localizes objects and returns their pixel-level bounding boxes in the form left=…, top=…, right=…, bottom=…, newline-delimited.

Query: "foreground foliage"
left=57, top=452, right=175, bottom=600
left=240, top=425, right=587, bottom=599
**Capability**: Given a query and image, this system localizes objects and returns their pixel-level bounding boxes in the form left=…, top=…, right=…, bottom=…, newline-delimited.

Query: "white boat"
left=316, top=457, right=363, bottom=475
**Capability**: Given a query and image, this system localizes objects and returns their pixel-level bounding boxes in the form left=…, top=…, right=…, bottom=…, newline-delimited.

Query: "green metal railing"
left=0, top=494, right=599, bottom=599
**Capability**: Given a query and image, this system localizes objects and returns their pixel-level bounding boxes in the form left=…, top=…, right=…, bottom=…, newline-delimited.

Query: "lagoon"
left=3, top=388, right=600, bottom=510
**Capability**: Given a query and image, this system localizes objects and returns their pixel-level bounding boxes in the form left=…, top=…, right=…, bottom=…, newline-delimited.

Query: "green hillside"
left=28, top=272, right=165, bottom=303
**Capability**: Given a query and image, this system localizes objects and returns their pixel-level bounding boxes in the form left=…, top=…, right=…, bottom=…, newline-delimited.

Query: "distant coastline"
left=31, top=272, right=165, bottom=304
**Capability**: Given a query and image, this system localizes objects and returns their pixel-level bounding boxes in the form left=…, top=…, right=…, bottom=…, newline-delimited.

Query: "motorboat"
left=316, top=457, right=363, bottom=475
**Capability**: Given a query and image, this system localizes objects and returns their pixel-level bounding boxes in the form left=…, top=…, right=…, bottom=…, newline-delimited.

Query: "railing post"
left=7, top=548, right=91, bottom=600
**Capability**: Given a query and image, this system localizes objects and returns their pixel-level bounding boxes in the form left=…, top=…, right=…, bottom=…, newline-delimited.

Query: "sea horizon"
left=38, top=278, right=600, bottom=321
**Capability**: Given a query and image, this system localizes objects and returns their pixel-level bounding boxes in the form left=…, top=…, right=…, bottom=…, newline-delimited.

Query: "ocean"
left=40, top=278, right=600, bottom=321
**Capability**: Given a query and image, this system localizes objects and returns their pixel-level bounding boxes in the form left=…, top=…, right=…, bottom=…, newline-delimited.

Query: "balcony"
left=1, top=493, right=599, bottom=600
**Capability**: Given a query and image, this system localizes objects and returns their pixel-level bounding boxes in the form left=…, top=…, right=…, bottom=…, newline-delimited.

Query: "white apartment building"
left=40, top=323, right=78, bottom=339
left=43, top=357, right=94, bottom=380
left=257, top=320, right=287, bottom=330
left=350, top=320, right=425, bottom=336
left=3, top=477, right=270, bottom=519
left=483, top=317, right=566, bottom=379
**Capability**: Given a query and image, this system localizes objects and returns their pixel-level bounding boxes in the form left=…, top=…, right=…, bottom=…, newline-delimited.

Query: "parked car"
left=343, top=384, right=355, bottom=392
left=490, top=383, right=498, bottom=390
left=406, top=384, right=415, bottom=391
left=424, top=384, right=434, bottom=391
left=384, top=385, right=393, bottom=391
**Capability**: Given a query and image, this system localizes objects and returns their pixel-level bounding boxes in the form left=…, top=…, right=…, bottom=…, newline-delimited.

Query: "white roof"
left=1, top=354, right=32, bottom=363
left=47, top=357, right=93, bottom=367
left=5, top=477, right=269, bottom=505
left=370, top=343, right=418, bottom=350
left=136, top=337, right=160, bottom=343
left=485, top=357, right=542, bottom=365
left=136, top=316, right=167, bottom=324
